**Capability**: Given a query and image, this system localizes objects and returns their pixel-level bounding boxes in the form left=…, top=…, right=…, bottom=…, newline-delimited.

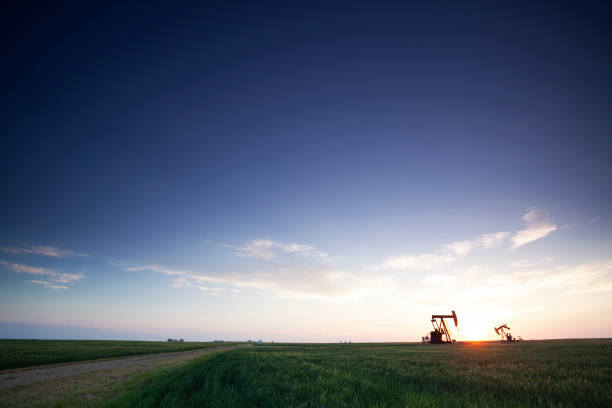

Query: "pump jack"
left=494, top=324, right=517, bottom=342
left=427, top=310, right=458, bottom=344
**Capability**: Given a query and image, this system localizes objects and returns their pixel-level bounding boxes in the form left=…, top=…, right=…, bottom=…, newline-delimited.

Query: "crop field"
left=104, top=339, right=612, bottom=408
left=2, top=339, right=611, bottom=407
left=0, top=340, right=237, bottom=370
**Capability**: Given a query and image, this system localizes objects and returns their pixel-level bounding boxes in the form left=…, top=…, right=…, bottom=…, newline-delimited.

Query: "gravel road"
left=0, top=344, right=249, bottom=389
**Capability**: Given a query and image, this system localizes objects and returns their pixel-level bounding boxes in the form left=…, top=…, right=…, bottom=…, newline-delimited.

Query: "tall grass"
left=104, top=340, right=612, bottom=408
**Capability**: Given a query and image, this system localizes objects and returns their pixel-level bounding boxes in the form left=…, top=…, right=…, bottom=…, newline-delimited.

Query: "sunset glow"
left=1, top=2, right=611, bottom=343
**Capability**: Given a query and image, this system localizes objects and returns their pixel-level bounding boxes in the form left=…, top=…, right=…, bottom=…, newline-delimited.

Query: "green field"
left=0, top=340, right=238, bottom=370
left=104, top=340, right=612, bottom=408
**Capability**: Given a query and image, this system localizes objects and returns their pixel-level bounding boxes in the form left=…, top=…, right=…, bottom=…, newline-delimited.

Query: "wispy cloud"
left=479, top=232, right=511, bottom=248
left=0, top=261, right=86, bottom=288
left=510, top=257, right=554, bottom=268
left=510, top=260, right=535, bottom=268
left=122, top=260, right=395, bottom=301
left=227, top=239, right=330, bottom=262
left=389, top=259, right=612, bottom=311
left=381, top=209, right=559, bottom=271
left=511, top=208, right=557, bottom=248
left=195, top=285, right=241, bottom=296
left=170, top=277, right=193, bottom=288
left=444, top=241, right=474, bottom=256
left=499, top=260, right=612, bottom=296
left=125, top=264, right=187, bottom=276
left=167, top=276, right=241, bottom=295
left=0, top=243, right=88, bottom=258
left=167, top=276, right=232, bottom=294
left=587, top=216, right=601, bottom=224
left=381, top=253, right=457, bottom=270
left=25, top=280, right=69, bottom=291
left=445, top=232, right=509, bottom=256
left=381, top=231, right=509, bottom=271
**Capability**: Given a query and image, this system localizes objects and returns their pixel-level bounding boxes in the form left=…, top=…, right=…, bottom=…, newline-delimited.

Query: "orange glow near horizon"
left=456, top=314, right=497, bottom=341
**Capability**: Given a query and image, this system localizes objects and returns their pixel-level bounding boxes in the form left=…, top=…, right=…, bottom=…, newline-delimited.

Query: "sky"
left=1, top=1, right=611, bottom=342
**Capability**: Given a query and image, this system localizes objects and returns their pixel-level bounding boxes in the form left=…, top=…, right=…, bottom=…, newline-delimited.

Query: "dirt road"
left=0, top=344, right=249, bottom=390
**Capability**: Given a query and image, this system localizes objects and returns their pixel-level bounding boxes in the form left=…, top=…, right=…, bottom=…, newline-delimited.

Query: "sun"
left=456, top=314, right=495, bottom=341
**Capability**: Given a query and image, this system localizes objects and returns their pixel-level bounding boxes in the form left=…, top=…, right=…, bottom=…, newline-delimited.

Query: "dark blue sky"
left=1, top=2, right=611, bottom=340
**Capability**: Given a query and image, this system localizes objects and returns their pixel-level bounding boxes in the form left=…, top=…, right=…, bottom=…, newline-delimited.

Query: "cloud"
left=388, top=259, right=612, bottom=314
left=511, top=209, right=557, bottom=248
left=228, top=239, right=330, bottom=262
left=445, top=232, right=509, bottom=256
left=122, top=260, right=395, bottom=301
left=587, top=216, right=601, bottom=224
left=382, top=209, right=557, bottom=271
left=125, top=265, right=187, bottom=276
left=164, top=274, right=240, bottom=295
left=25, top=280, right=69, bottom=291
left=0, top=243, right=88, bottom=258
left=194, top=285, right=241, bottom=296
left=382, top=231, right=509, bottom=271
left=381, top=253, right=457, bottom=270
left=0, top=262, right=54, bottom=275
left=487, top=261, right=611, bottom=297
left=0, top=261, right=86, bottom=287
left=499, top=260, right=612, bottom=296
left=510, top=257, right=554, bottom=268
left=510, top=260, right=535, bottom=268
left=170, top=277, right=193, bottom=288
left=479, top=232, right=510, bottom=248
left=445, top=241, right=474, bottom=256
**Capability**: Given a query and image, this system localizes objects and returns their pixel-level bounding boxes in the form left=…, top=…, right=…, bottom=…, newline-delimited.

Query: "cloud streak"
left=122, top=207, right=563, bottom=300
left=122, top=261, right=395, bottom=301
left=381, top=231, right=509, bottom=271
left=481, top=261, right=612, bottom=298
left=227, top=239, right=330, bottom=262
left=25, top=280, right=69, bottom=291
left=0, top=243, right=88, bottom=258
left=445, top=232, right=509, bottom=256
left=0, top=261, right=86, bottom=288
left=382, top=253, right=457, bottom=270
left=511, top=209, right=557, bottom=248
left=510, top=260, right=535, bottom=268
left=381, top=208, right=559, bottom=271
left=389, top=259, right=612, bottom=313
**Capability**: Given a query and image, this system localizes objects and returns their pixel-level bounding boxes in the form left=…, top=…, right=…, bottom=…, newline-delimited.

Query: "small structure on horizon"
left=167, top=338, right=184, bottom=342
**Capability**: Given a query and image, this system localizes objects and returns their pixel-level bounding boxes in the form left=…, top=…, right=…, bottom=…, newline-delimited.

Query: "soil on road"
left=0, top=344, right=249, bottom=390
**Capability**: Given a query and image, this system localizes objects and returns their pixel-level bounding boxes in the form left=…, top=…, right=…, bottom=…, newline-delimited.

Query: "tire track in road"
left=0, top=344, right=250, bottom=389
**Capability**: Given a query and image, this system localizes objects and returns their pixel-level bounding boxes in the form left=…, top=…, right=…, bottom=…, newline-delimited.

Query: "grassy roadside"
left=102, top=340, right=612, bottom=408
left=45, top=355, right=219, bottom=408
left=0, top=340, right=240, bottom=370
left=0, top=346, right=245, bottom=408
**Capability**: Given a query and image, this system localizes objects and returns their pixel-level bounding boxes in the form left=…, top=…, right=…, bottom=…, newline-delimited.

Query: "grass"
left=41, top=355, right=219, bottom=408
left=0, top=340, right=240, bottom=370
left=102, top=339, right=612, bottom=408
left=0, top=345, right=246, bottom=408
